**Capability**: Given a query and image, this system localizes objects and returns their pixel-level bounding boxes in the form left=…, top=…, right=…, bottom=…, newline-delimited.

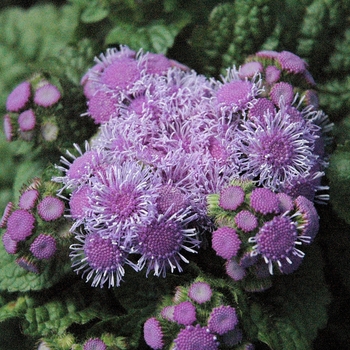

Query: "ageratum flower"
left=143, top=317, right=164, bottom=350
left=188, top=281, right=212, bottom=304
left=29, top=234, right=57, bottom=260
left=207, top=305, right=238, bottom=335
left=174, top=324, right=219, bottom=350
left=6, top=81, right=31, bottom=112
left=136, top=209, right=200, bottom=277
left=83, top=338, right=107, bottom=350
left=70, top=231, right=135, bottom=288
left=212, top=227, right=241, bottom=260
left=234, top=104, right=320, bottom=191
left=173, top=301, right=197, bottom=326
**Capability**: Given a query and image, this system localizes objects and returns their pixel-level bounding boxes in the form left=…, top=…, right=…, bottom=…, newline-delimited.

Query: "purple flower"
left=30, top=234, right=57, bottom=260
left=70, top=232, right=130, bottom=288
left=19, top=189, right=39, bottom=210
left=140, top=52, right=173, bottom=75
left=87, top=89, right=119, bottom=124
left=238, top=61, right=263, bottom=78
left=69, top=185, right=91, bottom=220
left=250, top=187, right=280, bottom=215
left=276, top=192, right=294, bottom=213
left=225, top=259, right=246, bottom=281
left=85, top=162, right=160, bottom=241
left=249, top=215, right=308, bottom=274
left=156, top=184, right=189, bottom=216
left=235, top=107, right=319, bottom=190
left=218, top=185, right=245, bottom=211
left=173, top=301, right=197, bottom=325
left=144, top=317, right=164, bottom=350
left=6, top=81, right=31, bottom=112
left=188, top=281, right=212, bottom=304
left=174, top=324, right=219, bottom=350
left=3, top=114, right=13, bottom=141
left=18, top=109, right=36, bottom=131
left=83, top=338, right=107, bottom=350
left=212, top=227, right=241, bottom=260
left=294, top=195, right=319, bottom=242
left=277, top=51, right=307, bottom=74
left=0, top=202, right=14, bottom=228
left=161, top=305, right=175, bottom=321
left=34, top=83, right=61, bottom=107
left=208, top=305, right=238, bottom=335
left=222, top=327, right=243, bottom=347
left=37, top=196, right=65, bottom=221
left=16, top=257, right=39, bottom=274
left=7, top=209, right=35, bottom=242
left=2, top=231, right=18, bottom=254
left=234, top=210, right=258, bottom=232
left=249, top=98, right=275, bottom=121
left=136, top=210, right=200, bottom=277
left=270, top=82, right=294, bottom=107
left=265, top=66, right=281, bottom=84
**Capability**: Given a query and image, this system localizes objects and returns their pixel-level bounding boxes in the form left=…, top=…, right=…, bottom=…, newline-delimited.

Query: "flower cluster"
left=0, top=177, right=67, bottom=273
left=3, top=74, right=62, bottom=143
left=46, top=46, right=330, bottom=289
left=207, top=179, right=320, bottom=291
left=143, top=280, right=250, bottom=350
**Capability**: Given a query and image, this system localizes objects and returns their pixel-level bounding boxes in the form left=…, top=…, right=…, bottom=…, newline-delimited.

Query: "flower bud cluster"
left=3, top=74, right=62, bottom=143
left=207, top=179, right=319, bottom=291
left=144, top=280, right=245, bottom=349
left=0, top=176, right=67, bottom=273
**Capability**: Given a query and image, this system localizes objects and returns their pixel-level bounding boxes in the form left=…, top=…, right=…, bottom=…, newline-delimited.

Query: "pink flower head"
left=188, top=281, right=212, bottom=304
left=18, top=109, right=36, bottom=131
left=270, top=82, right=294, bottom=107
left=70, top=232, right=127, bottom=288
left=249, top=98, right=275, bottom=121
left=225, top=259, right=246, bottom=281
left=265, top=65, right=281, bottom=84
left=156, top=184, right=188, bottom=216
left=208, top=305, right=238, bottom=335
left=16, top=257, right=39, bottom=274
left=66, top=150, right=100, bottom=182
left=19, top=189, right=39, bottom=210
left=7, top=209, right=35, bottom=241
left=37, top=196, right=65, bottom=221
left=100, top=57, right=140, bottom=90
left=217, top=80, right=255, bottom=112
left=234, top=210, right=258, bottom=232
left=250, top=188, right=280, bottom=215
left=2, top=231, right=18, bottom=254
left=294, top=195, right=319, bottom=242
left=3, top=114, right=14, bottom=141
left=0, top=202, right=14, bottom=228
left=6, top=81, right=31, bottom=112
left=276, top=192, right=294, bottom=213
left=161, top=305, right=175, bottom=321
left=141, top=52, right=172, bottom=75
left=219, top=185, right=245, bottom=211
left=212, top=227, right=241, bottom=260
left=136, top=211, right=200, bottom=277
left=239, top=61, right=263, bottom=79
left=173, top=301, right=197, bottom=325
left=143, top=317, right=164, bottom=350
left=83, top=338, right=107, bottom=350
left=174, top=324, right=219, bottom=350
left=87, top=89, right=118, bottom=124
left=255, top=50, right=279, bottom=59
left=69, top=185, right=91, bottom=220
left=30, top=234, right=57, bottom=260
left=34, top=83, right=61, bottom=107
left=277, top=51, right=307, bottom=74
left=249, top=215, right=306, bottom=274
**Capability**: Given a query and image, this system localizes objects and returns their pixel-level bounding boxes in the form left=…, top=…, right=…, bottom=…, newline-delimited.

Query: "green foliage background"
left=0, top=0, right=350, bottom=349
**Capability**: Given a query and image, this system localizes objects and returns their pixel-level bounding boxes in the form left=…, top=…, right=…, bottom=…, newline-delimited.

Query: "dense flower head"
left=87, top=89, right=119, bottom=124
left=83, top=338, right=107, bottom=350
left=6, top=209, right=35, bottom=242
left=208, top=305, right=238, bottom=335
left=30, top=233, right=57, bottom=260
left=144, top=317, right=164, bottom=350
left=19, top=189, right=39, bottom=210
left=173, top=301, right=197, bottom=325
left=136, top=210, right=200, bottom=277
left=0, top=202, right=14, bottom=228
left=277, top=51, right=307, bottom=74
left=234, top=210, right=258, bottom=232
left=6, top=81, right=31, bottom=112
left=70, top=231, right=129, bottom=288
left=270, top=82, right=294, bottom=107
left=2, top=231, right=18, bottom=254
left=188, top=281, right=212, bottom=304
left=34, top=83, right=61, bottom=107
left=37, top=196, right=65, bottom=221
left=250, top=188, right=280, bottom=215
left=225, top=259, right=246, bottom=281
left=174, top=324, right=219, bottom=350
left=16, top=256, right=39, bottom=274
left=18, top=109, right=36, bottom=131
left=218, top=185, right=245, bottom=211
left=212, top=227, right=241, bottom=260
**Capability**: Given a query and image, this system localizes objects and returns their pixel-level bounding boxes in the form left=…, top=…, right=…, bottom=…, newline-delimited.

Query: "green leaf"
left=80, top=1, right=109, bottom=23
left=105, top=19, right=190, bottom=54
left=327, top=141, right=350, bottom=225
left=0, top=240, right=73, bottom=292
